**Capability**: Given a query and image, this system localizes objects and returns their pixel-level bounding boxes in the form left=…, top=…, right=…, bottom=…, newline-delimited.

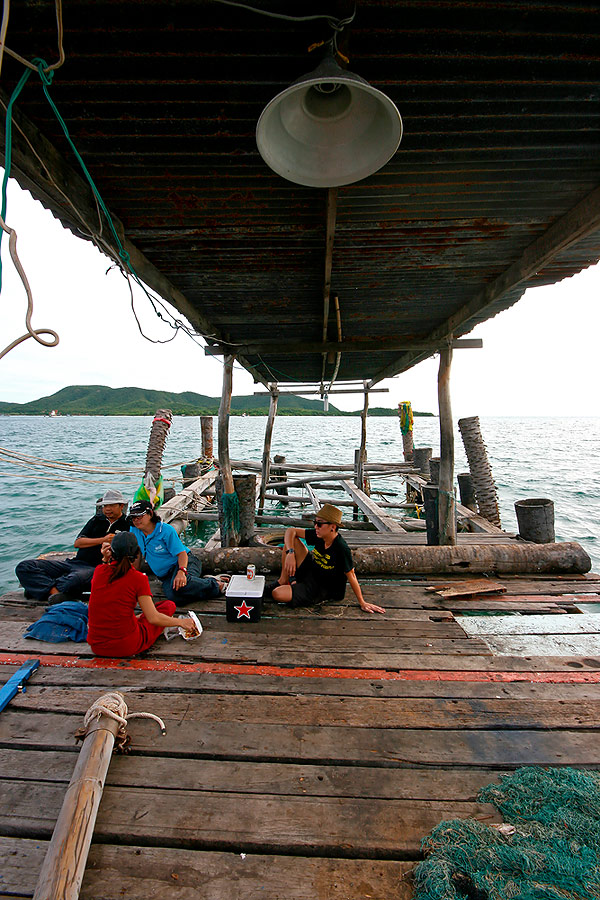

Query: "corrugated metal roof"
left=2, top=0, right=599, bottom=387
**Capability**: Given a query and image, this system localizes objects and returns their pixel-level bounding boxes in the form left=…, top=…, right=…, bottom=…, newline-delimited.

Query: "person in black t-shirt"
left=268, top=504, right=385, bottom=614
left=15, top=489, right=129, bottom=602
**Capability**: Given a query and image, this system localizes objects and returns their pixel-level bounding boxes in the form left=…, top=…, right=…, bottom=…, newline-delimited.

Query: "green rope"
left=414, top=766, right=600, bottom=900
left=222, top=491, right=241, bottom=538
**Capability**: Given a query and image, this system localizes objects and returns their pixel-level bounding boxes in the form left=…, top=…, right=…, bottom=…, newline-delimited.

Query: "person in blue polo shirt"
left=128, top=500, right=225, bottom=602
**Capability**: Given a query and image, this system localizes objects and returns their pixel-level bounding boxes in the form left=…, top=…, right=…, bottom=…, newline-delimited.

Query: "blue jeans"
left=15, top=557, right=96, bottom=601
left=160, top=554, right=221, bottom=603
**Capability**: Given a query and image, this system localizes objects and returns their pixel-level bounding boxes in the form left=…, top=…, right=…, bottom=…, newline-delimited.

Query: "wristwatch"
left=179, top=567, right=188, bottom=573
left=286, top=549, right=294, bottom=555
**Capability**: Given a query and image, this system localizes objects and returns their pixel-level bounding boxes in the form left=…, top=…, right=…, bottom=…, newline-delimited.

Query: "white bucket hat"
left=101, top=489, right=127, bottom=506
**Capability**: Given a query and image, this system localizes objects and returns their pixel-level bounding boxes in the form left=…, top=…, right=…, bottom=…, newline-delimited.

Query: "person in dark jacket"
left=15, top=489, right=129, bottom=602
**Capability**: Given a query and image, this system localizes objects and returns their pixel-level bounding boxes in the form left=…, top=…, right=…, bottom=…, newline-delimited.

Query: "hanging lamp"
left=256, top=51, right=402, bottom=188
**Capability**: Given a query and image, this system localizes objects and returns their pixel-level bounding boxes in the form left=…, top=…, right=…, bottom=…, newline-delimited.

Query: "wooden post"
left=218, top=355, right=240, bottom=546
left=32, top=703, right=121, bottom=900
left=258, top=385, right=278, bottom=515
left=201, top=415, right=213, bottom=460
left=359, top=387, right=369, bottom=496
left=272, top=454, right=288, bottom=496
left=437, top=345, right=456, bottom=545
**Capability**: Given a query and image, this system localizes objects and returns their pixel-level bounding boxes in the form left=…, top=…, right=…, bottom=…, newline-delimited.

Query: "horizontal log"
left=192, top=542, right=592, bottom=576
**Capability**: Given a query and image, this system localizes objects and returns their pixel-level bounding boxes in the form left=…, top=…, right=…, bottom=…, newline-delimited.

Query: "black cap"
left=111, top=532, right=140, bottom=561
left=129, top=500, right=154, bottom=518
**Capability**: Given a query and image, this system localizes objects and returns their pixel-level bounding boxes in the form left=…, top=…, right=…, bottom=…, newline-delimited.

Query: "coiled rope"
left=83, top=691, right=166, bottom=737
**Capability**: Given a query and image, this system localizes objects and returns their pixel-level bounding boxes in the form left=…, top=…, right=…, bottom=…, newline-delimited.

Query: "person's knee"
left=272, top=584, right=292, bottom=604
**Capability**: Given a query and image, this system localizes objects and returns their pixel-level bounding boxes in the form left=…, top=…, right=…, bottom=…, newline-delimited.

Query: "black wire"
left=210, top=0, right=356, bottom=31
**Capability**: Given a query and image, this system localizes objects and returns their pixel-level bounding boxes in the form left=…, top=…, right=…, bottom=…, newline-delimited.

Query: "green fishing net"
left=222, top=490, right=241, bottom=537
left=414, top=766, right=600, bottom=900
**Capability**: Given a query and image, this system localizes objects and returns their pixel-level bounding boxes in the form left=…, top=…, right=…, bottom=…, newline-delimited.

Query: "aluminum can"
left=246, top=564, right=256, bottom=580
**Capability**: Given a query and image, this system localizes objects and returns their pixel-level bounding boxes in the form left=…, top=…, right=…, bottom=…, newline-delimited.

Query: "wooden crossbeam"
left=206, top=339, right=483, bottom=357
left=339, top=480, right=407, bottom=533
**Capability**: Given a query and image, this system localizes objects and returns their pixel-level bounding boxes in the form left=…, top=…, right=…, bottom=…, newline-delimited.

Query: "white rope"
left=0, top=0, right=65, bottom=74
left=83, top=690, right=166, bottom=736
left=0, top=214, right=60, bottom=361
left=0, top=446, right=202, bottom=475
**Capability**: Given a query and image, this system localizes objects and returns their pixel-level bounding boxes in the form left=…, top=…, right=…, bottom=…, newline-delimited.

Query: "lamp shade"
left=256, top=53, right=402, bottom=188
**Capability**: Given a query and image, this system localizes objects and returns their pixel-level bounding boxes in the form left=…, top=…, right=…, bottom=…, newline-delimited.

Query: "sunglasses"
left=314, top=520, right=329, bottom=526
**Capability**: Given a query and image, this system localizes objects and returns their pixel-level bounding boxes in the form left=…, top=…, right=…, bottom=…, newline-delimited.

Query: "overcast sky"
left=1, top=175, right=599, bottom=417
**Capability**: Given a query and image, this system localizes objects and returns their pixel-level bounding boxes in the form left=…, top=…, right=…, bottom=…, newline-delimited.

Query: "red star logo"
left=234, top=600, right=254, bottom=620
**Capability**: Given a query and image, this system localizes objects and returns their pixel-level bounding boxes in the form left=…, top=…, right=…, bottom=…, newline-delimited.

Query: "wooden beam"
left=158, top=471, right=218, bottom=533
left=0, top=91, right=273, bottom=388
left=254, top=388, right=389, bottom=396
left=437, top=345, right=456, bottom=546
left=206, top=339, right=483, bottom=356
left=257, top=387, right=278, bottom=515
left=339, top=480, right=407, bottom=533
left=305, top=483, right=322, bottom=514
left=218, top=355, right=240, bottom=546
left=368, top=184, right=600, bottom=386
left=322, top=188, right=338, bottom=345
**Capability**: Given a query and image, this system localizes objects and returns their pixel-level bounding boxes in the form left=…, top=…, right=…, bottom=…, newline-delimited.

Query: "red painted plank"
left=2, top=653, right=600, bottom=683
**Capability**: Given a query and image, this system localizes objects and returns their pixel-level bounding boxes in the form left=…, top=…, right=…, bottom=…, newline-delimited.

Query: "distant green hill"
left=0, top=385, right=434, bottom=417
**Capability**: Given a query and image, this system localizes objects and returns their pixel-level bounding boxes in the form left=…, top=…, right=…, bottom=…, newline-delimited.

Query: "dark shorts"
left=289, top=554, right=330, bottom=609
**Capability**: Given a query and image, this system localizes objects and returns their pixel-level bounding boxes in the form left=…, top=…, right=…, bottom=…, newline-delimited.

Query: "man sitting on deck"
left=268, top=504, right=385, bottom=614
left=15, top=489, right=129, bottom=602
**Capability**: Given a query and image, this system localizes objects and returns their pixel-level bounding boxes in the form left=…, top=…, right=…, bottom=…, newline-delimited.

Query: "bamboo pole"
left=32, top=703, right=121, bottom=900
left=258, top=386, right=278, bottom=515
left=218, top=355, right=240, bottom=546
left=438, top=344, right=457, bottom=545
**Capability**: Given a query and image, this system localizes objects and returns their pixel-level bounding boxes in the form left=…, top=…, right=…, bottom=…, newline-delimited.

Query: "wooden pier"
left=2, top=567, right=600, bottom=898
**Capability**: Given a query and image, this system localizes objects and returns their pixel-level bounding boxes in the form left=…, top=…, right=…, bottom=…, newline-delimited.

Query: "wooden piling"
left=458, top=416, right=501, bottom=527
left=218, top=355, right=240, bottom=546
left=258, top=386, right=279, bottom=515
left=438, top=345, right=457, bottom=545
left=201, top=415, right=214, bottom=460
left=398, top=401, right=414, bottom=461
left=272, top=454, right=288, bottom=496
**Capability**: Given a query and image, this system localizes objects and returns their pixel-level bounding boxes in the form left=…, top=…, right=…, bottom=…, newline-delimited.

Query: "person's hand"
left=360, top=600, right=385, bottom=614
left=103, top=532, right=115, bottom=543
left=284, top=550, right=296, bottom=578
left=100, top=541, right=112, bottom=562
left=173, top=569, right=187, bottom=591
left=179, top=616, right=195, bottom=634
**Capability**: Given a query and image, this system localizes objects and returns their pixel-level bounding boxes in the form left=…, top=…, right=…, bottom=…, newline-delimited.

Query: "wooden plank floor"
left=2, top=571, right=600, bottom=899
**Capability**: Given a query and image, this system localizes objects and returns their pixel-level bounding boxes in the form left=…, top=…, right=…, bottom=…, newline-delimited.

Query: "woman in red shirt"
left=87, top=532, right=194, bottom=657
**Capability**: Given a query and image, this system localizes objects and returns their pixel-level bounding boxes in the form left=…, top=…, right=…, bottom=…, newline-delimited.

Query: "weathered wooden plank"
left=0, top=781, right=499, bottom=857
left=11, top=688, right=600, bottom=730
left=340, top=480, right=407, bottom=533
left=482, top=634, right=600, bottom=656
left=0, top=750, right=508, bottom=799
left=0, top=622, right=492, bottom=659
left=0, top=837, right=414, bottom=900
left=458, top=613, right=600, bottom=636
left=3, top=713, right=600, bottom=767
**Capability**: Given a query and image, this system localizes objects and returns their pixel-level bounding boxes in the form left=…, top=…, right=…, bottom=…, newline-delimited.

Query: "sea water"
left=0, top=415, right=599, bottom=594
